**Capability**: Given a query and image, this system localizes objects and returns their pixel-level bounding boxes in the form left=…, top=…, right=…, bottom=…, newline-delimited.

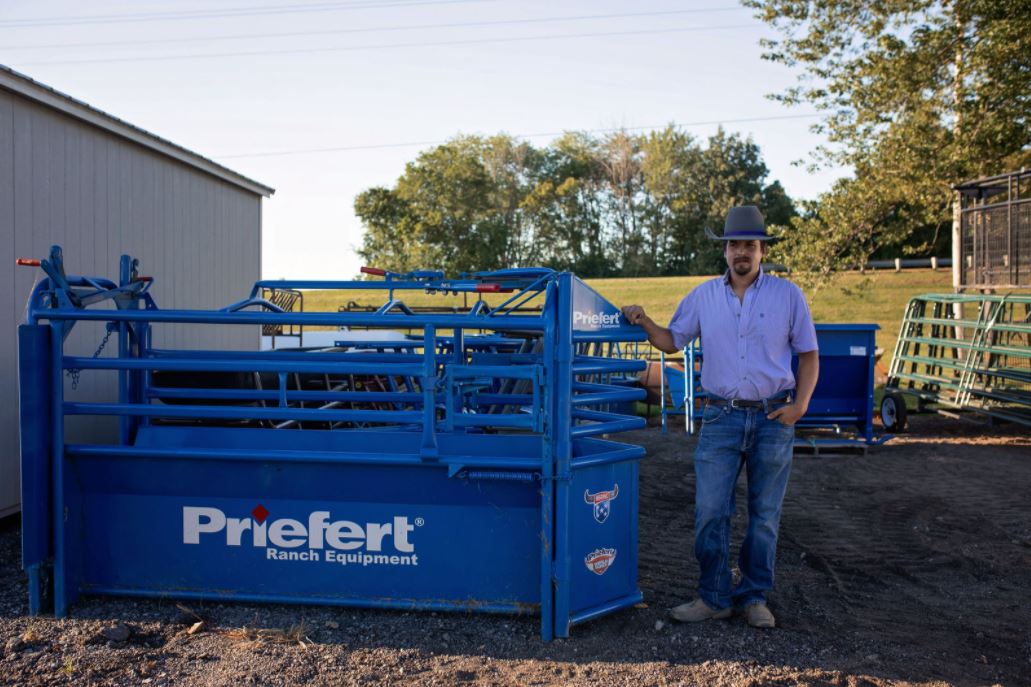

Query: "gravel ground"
left=2, top=414, right=1029, bottom=686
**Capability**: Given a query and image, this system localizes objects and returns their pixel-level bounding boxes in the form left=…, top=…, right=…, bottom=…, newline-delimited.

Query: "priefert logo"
left=183, top=505, right=420, bottom=567
left=573, top=310, right=621, bottom=328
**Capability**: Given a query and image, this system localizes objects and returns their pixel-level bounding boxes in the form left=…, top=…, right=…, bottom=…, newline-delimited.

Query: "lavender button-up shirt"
left=668, top=268, right=818, bottom=401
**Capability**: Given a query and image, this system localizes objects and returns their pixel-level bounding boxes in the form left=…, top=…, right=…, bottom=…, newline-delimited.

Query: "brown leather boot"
left=669, top=599, right=732, bottom=622
left=743, top=603, right=776, bottom=628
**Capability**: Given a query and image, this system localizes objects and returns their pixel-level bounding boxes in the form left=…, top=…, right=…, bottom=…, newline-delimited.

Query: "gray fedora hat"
left=704, top=205, right=774, bottom=241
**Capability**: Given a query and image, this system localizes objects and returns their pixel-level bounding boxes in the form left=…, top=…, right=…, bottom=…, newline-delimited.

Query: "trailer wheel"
left=880, top=392, right=908, bottom=432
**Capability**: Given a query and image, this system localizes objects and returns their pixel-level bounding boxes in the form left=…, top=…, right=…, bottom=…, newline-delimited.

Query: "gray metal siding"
left=2, top=90, right=263, bottom=516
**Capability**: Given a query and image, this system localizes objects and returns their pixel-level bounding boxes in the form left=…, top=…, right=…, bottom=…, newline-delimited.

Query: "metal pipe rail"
left=18, top=248, right=649, bottom=642
left=884, top=292, right=1031, bottom=429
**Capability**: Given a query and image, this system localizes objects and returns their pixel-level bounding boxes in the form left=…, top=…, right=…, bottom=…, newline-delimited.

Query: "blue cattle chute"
left=17, top=248, right=648, bottom=640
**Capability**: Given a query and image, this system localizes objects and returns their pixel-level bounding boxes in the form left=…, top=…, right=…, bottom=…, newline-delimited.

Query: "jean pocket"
left=701, top=404, right=727, bottom=425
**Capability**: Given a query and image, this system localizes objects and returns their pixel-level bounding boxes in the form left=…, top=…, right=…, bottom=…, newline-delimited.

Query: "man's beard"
left=732, top=260, right=752, bottom=275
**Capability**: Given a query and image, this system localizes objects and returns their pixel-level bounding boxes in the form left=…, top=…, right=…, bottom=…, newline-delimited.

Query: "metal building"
left=1, top=66, right=274, bottom=517
left=954, top=169, right=1031, bottom=290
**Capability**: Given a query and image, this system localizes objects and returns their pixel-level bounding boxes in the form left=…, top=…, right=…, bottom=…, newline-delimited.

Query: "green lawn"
left=301, top=269, right=953, bottom=367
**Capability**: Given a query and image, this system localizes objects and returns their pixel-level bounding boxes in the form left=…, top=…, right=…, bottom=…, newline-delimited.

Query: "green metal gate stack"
left=881, top=293, right=1031, bottom=430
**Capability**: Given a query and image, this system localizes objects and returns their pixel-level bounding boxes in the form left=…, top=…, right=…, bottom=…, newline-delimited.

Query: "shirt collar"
left=722, top=266, right=766, bottom=290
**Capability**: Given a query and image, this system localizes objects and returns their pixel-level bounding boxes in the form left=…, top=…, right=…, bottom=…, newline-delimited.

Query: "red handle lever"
left=475, top=283, right=502, bottom=293
left=361, top=266, right=386, bottom=276
left=16, top=258, right=41, bottom=266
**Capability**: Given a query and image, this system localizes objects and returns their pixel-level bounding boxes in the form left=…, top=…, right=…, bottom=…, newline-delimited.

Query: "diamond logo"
left=251, top=504, right=269, bottom=524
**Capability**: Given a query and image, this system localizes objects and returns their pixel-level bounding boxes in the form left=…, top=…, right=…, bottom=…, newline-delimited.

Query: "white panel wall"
left=1, top=91, right=264, bottom=516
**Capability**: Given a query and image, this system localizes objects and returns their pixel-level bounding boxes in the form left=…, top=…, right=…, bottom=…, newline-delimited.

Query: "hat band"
left=721, top=229, right=771, bottom=239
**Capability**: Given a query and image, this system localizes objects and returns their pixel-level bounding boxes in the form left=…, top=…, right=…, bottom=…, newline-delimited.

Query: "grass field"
left=302, top=269, right=953, bottom=366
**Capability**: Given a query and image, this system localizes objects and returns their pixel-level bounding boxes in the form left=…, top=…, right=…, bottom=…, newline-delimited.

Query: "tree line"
left=749, top=0, right=1030, bottom=287
left=355, top=127, right=795, bottom=278
left=356, top=1, right=1030, bottom=287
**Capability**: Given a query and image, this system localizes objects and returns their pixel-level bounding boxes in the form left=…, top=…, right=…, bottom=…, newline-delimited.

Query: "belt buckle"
left=729, top=399, right=742, bottom=409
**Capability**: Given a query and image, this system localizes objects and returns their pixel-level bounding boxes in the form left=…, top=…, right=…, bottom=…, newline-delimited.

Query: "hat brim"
left=704, top=226, right=776, bottom=241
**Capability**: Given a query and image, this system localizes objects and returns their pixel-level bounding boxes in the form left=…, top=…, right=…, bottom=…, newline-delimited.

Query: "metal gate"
left=882, top=293, right=1031, bottom=430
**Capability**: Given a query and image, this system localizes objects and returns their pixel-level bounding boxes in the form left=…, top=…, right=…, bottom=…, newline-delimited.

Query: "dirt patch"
left=1, top=414, right=1029, bottom=686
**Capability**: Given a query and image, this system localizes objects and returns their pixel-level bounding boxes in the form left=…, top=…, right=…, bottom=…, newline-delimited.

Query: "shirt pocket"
left=757, top=312, right=790, bottom=358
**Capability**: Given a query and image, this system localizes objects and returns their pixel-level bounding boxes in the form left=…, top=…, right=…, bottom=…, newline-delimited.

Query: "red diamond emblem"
left=251, top=504, right=269, bottom=523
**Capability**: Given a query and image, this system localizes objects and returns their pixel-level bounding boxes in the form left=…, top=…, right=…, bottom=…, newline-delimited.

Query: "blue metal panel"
left=568, top=461, right=639, bottom=616
left=18, top=324, right=51, bottom=613
left=72, top=455, right=542, bottom=609
left=792, top=324, right=881, bottom=444
left=18, top=248, right=647, bottom=641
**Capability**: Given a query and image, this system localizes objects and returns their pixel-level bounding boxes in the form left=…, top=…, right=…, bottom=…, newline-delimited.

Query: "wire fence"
left=957, top=169, right=1031, bottom=289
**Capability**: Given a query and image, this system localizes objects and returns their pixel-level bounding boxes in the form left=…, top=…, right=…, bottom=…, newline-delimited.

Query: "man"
left=622, top=205, right=819, bottom=629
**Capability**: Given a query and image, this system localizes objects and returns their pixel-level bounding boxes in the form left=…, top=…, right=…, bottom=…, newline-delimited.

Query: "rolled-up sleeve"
left=668, top=291, right=701, bottom=350
left=789, top=286, right=819, bottom=354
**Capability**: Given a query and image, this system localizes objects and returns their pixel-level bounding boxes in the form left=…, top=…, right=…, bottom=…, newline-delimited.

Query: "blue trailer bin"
left=17, top=247, right=648, bottom=640
left=792, top=324, right=881, bottom=445
left=674, top=324, right=884, bottom=446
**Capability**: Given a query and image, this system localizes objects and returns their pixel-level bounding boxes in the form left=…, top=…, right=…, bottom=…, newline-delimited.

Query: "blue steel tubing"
left=420, top=326, right=438, bottom=458
left=553, top=273, right=574, bottom=638
left=64, top=403, right=427, bottom=424
left=572, top=409, right=646, bottom=424
left=252, top=278, right=528, bottom=293
left=452, top=328, right=465, bottom=370
left=570, top=418, right=647, bottom=438
left=143, top=387, right=540, bottom=408
left=572, top=357, right=646, bottom=374
left=37, top=307, right=549, bottom=331
left=569, top=444, right=646, bottom=469
left=139, top=323, right=154, bottom=433
left=487, top=272, right=552, bottom=316
left=277, top=373, right=289, bottom=407
left=65, top=445, right=547, bottom=470
left=572, top=383, right=646, bottom=406
left=332, top=341, right=422, bottom=350
left=117, top=257, right=130, bottom=444
left=64, top=357, right=426, bottom=376
left=147, top=349, right=426, bottom=362
left=50, top=322, right=68, bottom=616
left=146, top=387, right=426, bottom=404
left=448, top=364, right=540, bottom=380
left=539, top=279, right=556, bottom=642
left=568, top=591, right=645, bottom=626
left=220, top=297, right=286, bottom=313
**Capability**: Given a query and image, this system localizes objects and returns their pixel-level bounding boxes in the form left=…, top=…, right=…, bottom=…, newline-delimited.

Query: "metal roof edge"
left=953, top=168, right=1031, bottom=191
left=0, top=64, right=274, bottom=197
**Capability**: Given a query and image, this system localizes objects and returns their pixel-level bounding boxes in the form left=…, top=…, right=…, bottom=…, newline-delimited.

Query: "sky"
left=1, top=0, right=843, bottom=279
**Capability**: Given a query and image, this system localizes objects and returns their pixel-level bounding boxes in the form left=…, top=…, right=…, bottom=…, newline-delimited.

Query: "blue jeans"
left=693, top=401, right=794, bottom=609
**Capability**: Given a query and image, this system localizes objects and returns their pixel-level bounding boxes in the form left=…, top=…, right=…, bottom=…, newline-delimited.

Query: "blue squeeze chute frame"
left=18, top=247, right=648, bottom=641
